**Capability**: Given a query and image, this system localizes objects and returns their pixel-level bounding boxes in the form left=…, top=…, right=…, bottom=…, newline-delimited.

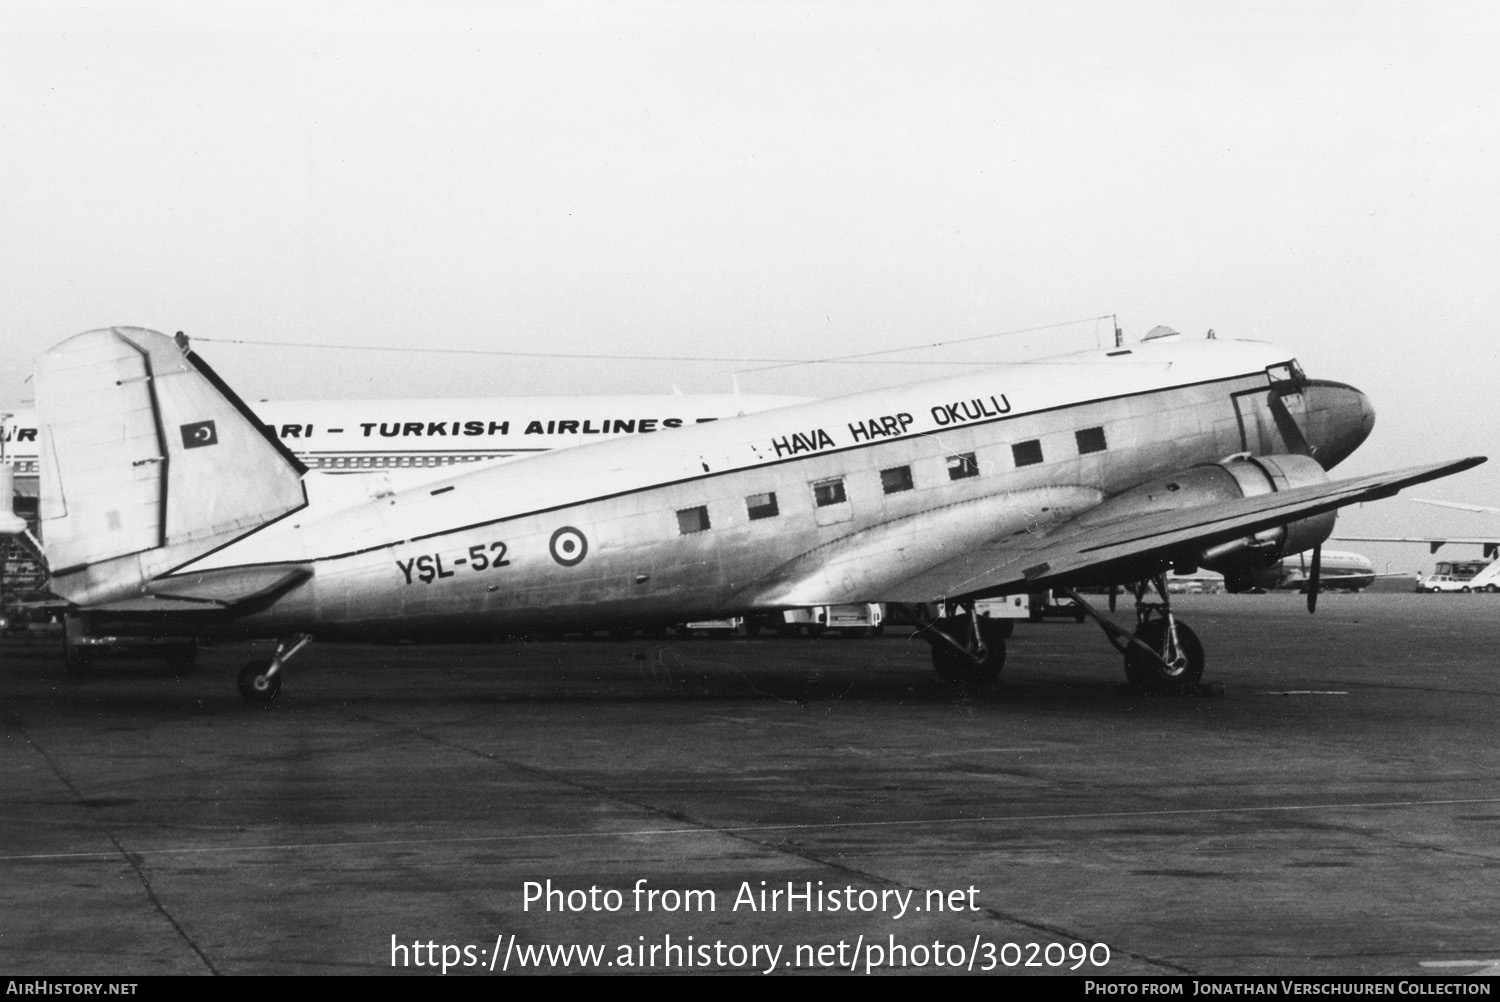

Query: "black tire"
left=237, top=659, right=282, bottom=703
left=987, top=617, right=1015, bottom=639
left=931, top=616, right=1007, bottom=684
left=1123, top=619, right=1205, bottom=692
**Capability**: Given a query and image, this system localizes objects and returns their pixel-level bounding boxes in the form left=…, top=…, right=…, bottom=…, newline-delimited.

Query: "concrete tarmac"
left=2, top=592, right=1498, bottom=976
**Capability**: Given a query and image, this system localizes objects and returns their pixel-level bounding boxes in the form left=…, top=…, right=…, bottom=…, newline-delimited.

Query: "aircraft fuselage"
left=143, top=336, right=1371, bottom=640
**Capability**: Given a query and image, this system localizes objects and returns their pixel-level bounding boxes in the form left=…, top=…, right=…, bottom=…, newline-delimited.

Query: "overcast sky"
left=2, top=1, right=1496, bottom=571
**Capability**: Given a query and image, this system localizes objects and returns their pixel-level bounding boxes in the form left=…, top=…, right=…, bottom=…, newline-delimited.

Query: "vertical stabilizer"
left=36, top=327, right=306, bottom=604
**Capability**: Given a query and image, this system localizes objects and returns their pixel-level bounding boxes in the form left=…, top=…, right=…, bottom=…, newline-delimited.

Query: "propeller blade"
left=1266, top=389, right=1313, bottom=458
left=1307, top=544, right=1322, bottom=614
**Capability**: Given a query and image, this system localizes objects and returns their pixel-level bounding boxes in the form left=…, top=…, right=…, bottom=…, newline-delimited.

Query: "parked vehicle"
left=1417, top=559, right=1493, bottom=593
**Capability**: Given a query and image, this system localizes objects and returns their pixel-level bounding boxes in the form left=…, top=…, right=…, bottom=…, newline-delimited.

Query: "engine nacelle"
left=1079, top=454, right=1336, bottom=591
left=1195, top=455, right=1336, bottom=589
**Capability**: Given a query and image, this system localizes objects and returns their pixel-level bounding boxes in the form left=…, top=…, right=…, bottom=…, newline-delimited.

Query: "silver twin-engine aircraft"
left=33, top=327, right=1483, bottom=701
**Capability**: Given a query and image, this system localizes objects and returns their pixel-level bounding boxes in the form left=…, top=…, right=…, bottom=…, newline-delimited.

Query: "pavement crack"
left=9, top=711, right=220, bottom=973
left=108, top=832, right=220, bottom=975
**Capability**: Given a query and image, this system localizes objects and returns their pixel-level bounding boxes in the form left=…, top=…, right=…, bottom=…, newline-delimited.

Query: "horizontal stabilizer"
left=148, top=566, right=311, bottom=607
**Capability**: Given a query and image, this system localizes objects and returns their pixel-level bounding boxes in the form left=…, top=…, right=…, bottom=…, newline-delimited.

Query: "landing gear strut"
left=238, top=633, right=313, bottom=703
left=897, top=601, right=1009, bottom=684
left=1060, top=576, right=1207, bottom=693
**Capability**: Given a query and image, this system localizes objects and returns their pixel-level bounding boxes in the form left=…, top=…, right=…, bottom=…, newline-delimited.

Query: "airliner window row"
left=0, top=454, right=509, bottom=475
left=307, top=454, right=502, bottom=469
left=673, top=426, right=1111, bottom=535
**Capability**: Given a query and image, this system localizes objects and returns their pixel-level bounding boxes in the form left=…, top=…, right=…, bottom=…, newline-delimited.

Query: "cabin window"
left=746, top=491, right=779, bottom=520
left=677, top=505, right=711, bottom=534
left=1075, top=427, right=1107, bottom=455
left=881, top=465, right=914, bottom=494
left=947, top=453, right=979, bottom=480
left=1012, top=440, right=1043, bottom=467
left=812, top=478, right=847, bottom=507
left=1266, top=361, right=1306, bottom=394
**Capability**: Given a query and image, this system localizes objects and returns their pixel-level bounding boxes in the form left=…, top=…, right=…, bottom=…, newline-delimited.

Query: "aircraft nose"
left=1304, top=380, right=1374, bottom=470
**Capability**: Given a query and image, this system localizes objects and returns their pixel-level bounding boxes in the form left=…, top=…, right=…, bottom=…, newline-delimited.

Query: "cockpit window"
left=1266, top=361, right=1306, bottom=393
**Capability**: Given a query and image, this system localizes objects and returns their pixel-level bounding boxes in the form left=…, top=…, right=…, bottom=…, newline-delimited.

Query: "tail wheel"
left=1123, top=619, right=1205, bottom=692
left=931, top=616, right=1007, bottom=684
left=237, top=660, right=282, bottom=703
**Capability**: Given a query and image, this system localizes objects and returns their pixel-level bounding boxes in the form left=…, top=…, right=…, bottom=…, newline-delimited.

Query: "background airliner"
left=3, top=391, right=808, bottom=483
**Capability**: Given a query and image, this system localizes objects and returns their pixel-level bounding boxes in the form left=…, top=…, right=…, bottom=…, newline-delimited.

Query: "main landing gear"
left=1059, top=576, right=1209, bottom=694
left=238, top=633, right=313, bottom=703
left=897, top=600, right=1012, bottom=685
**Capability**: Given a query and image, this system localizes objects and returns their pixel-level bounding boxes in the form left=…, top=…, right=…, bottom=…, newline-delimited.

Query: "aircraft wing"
left=1333, top=534, right=1500, bottom=557
left=1336, top=498, right=1500, bottom=556
left=745, top=457, right=1484, bottom=607
left=1411, top=498, right=1499, bottom=514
